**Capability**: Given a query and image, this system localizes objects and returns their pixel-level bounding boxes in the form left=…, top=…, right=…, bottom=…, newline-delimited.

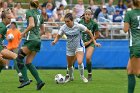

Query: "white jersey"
left=58, top=22, right=87, bottom=51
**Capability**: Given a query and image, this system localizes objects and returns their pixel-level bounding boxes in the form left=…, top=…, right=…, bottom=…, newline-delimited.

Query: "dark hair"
left=64, top=13, right=73, bottom=21
left=11, top=22, right=17, bottom=28
left=132, top=0, right=140, bottom=8
left=30, top=0, right=39, bottom=8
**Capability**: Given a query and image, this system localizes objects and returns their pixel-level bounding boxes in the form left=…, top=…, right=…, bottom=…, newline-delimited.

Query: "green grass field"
left=0, top=69, right=140, bottom=93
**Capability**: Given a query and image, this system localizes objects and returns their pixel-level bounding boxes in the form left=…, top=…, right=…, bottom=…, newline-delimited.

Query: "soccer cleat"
left=19, top=76, right=33, bottom=83
left=18, top=80, right=30, bottom=88
left=81, top=76, right=88, bottom=83
left=88, top=73, right=92, bottom=81
left=36, top=81, right=45, bottom=90
left=65, top=76, right=74, bottom=83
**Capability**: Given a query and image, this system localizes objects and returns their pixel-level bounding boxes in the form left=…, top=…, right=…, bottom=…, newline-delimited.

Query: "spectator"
left=74, top=0, right=85, bottom=18
left=42, top=0, right=55, bottom=10
left=7, top=0, right=14, bottom=8
left=115, top=0, right=127, bottom=15
left=88, top=0, right=98, bottom=14
left=46, top=3, right=54, bottom=18
left=112, top=8, right=123, bottom=22
left=14, top=2, right=26, bottom=20
left=41, top=7, right=49, bottom=21
left=106, top=0, right=115, bottom=15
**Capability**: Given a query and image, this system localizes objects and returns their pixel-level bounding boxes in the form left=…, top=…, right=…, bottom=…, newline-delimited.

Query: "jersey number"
left=36, top=15, right=40, bottom=26
left=137, top=16, right=140, bottom=29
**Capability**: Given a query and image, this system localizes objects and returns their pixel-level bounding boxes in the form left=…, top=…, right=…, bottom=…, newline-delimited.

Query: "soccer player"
left=16, top=0, right=45, bottom=90
left=79, top=9, right=100, bottom=81
left=52, top=13, right=101, bottom=83
left=0, top=8, right=18, bottom=72
left=123, top=0, right=140, bottom=93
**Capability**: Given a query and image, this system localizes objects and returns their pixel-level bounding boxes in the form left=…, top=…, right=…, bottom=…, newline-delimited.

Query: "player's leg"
left=76, top=50, right=88, bottom=83
left=127, top=58, right=135, bottom=93
left=86, top=46, right=94, bottom=81
left=16, top=47, right=31, bottom=88
left=65, top=55, right=75, bottom=82
left=25, top=51, right=45, bottom=90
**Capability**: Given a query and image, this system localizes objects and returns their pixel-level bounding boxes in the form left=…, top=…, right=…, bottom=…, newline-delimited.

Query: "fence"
left=6, top=39, right=129, bottom=69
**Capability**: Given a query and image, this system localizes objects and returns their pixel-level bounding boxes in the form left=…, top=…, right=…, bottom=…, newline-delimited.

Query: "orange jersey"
left=6, top=29, right=21, bottom=50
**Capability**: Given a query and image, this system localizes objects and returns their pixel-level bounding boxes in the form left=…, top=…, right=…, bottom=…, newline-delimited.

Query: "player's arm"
left=123, top=22, right=130, bottom=33
left=52, top=34, right=61, bottom=45
left=21, top=17, right=35, bottom=37
left=85, top=29, right=101, bottom=47
left=40, top=24, right=45, bottom=36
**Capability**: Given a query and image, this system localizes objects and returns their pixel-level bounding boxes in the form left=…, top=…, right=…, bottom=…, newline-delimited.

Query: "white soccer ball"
left=7, top=33, right=14, bottom=40
left=54, top=74, right=65, bottom=84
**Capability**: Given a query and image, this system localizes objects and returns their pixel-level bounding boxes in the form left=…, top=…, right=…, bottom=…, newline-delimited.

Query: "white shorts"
left=66, top=47, right=85, bottom=56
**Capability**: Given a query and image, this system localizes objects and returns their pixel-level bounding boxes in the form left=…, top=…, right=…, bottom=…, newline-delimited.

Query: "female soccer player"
left=16, top=0, right=45, bottom=90
left=124, top=0, right=140, bottom=93
left=52, top=13, right=101, bottom=83
left=0, top=9, right=18, bottom=73
left=79, top=9, right=100, bottom=81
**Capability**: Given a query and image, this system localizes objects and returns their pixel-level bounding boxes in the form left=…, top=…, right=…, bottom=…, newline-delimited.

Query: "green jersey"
left=79, top=19, right=99, bottom=42
left=26, top=9, right=44, bottom=41
left=0, top=22, right=7, bottom=44
left=124, top=9, right=140, bottom=47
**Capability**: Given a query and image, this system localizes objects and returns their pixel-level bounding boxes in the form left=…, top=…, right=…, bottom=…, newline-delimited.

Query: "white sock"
left=78, top=63, right=84, bottom=77
left=68, top=66, right=74, bottom=78
left=18, top=72, right=22, bottom=77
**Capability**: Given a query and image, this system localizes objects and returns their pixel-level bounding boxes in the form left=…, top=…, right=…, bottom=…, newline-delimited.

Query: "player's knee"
left=16, top=49, right=26, bottom=62
left=17, top=62, right=24, bottom=69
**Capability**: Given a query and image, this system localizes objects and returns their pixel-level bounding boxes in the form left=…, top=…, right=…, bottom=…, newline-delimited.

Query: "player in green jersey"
left=124, top=0, right=140, bottom=93
left=79, top=9, right=100, bottom=81
left=0, top=9, right=19, bottom=73
left=16, top=0, right=45, bottom=90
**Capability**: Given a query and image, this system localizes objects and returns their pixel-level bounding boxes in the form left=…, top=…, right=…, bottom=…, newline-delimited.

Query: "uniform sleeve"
left=0, top=27, right=7, bottom=36
left=58, top=26, right=64, bottom=36
left=94, top=23, right=99, bottom=32
left=124, top=11, right=130, bottom=23
left=26, top=10, right=33, bottom=19
left=78, top=24, right=87, bottom=32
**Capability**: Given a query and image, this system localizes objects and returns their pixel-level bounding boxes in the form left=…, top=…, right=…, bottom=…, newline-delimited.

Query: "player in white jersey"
left=52, top=13, right=101, bottom=83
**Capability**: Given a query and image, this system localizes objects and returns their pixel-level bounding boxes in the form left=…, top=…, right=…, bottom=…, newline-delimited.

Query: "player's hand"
left=95, top=43, right=101, bottom=47
left=51, top=41, right=56, bottom=45
left=84, top=42, right=90, bottom=47
left=21, top=32, right=26, bottom=38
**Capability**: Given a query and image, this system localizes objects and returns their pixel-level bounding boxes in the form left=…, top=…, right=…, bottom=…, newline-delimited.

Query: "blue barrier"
left=7, top=39, right=129, bottom=68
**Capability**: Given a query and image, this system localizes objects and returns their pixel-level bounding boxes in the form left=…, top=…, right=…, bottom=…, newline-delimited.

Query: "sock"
left=78, top=63, right=84, bottom=77
left=26, top=63, right=42, bottom=84
left=16, top=58, right=29, bottom=81
left=14, top=60, right=21, bottom=74
left=128, top=74, right=135, bottom=93
left=0, top=65, right=4, bottom=73
left=66, top=65, right=69, bottom=76
left=86, top=61, right=92, bottom=73
left=68, top=66, right=74, bottom=78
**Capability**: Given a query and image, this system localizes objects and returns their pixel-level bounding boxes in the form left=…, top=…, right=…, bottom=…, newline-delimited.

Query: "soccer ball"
left=54, top=74, right=65, bottom=84
left=7, top=33, right=14, bottom=40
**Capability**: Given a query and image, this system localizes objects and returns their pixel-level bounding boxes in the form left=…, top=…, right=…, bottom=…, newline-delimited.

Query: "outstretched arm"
left=52, top=34, right=61, bottom=45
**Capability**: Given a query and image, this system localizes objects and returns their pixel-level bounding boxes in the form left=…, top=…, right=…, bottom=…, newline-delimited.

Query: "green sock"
left=20, top=63, right=29, bottom=81
left=86, top=61, right=92, bottom=73
left=26, top=63, right=42, bottom=84
left=0, top=65, right=4, bottom=73
left=128, top=74, right=135, bottom=93
left=14, top=60, right=21, bottom=74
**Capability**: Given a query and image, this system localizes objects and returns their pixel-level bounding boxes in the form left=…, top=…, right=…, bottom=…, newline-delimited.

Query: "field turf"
left=0, top=69, right=140, bottom=93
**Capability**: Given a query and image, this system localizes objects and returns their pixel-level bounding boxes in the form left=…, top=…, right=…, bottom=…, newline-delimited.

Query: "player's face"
left=5, top=14, right=12, bottom=24
left=64, top=18, right=73, bottom=28
left=84, top=12, right=92, bottom=21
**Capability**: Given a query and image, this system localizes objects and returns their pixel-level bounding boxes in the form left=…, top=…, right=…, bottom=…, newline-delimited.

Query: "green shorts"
left=130, top=46, right=140, bottom=58
left=23, top=40, right=41, bottom=52
left=85, top=42, right=95, bottom=49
